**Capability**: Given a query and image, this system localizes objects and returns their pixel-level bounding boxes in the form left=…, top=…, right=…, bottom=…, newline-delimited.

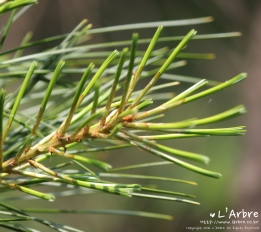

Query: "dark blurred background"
left=2, top=0, right=261, bottom=231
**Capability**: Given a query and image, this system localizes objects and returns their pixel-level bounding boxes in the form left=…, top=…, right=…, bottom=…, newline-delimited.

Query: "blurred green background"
left=1, top=0, right=260, bottom=231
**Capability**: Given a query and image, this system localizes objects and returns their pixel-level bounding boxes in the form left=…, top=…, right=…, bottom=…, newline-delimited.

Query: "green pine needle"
left=0, top=4, right=247, bottom=230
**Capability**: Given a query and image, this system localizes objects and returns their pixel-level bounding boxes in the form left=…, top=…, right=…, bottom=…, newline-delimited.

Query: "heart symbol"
left=210, top=213, right=215, bottom=217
